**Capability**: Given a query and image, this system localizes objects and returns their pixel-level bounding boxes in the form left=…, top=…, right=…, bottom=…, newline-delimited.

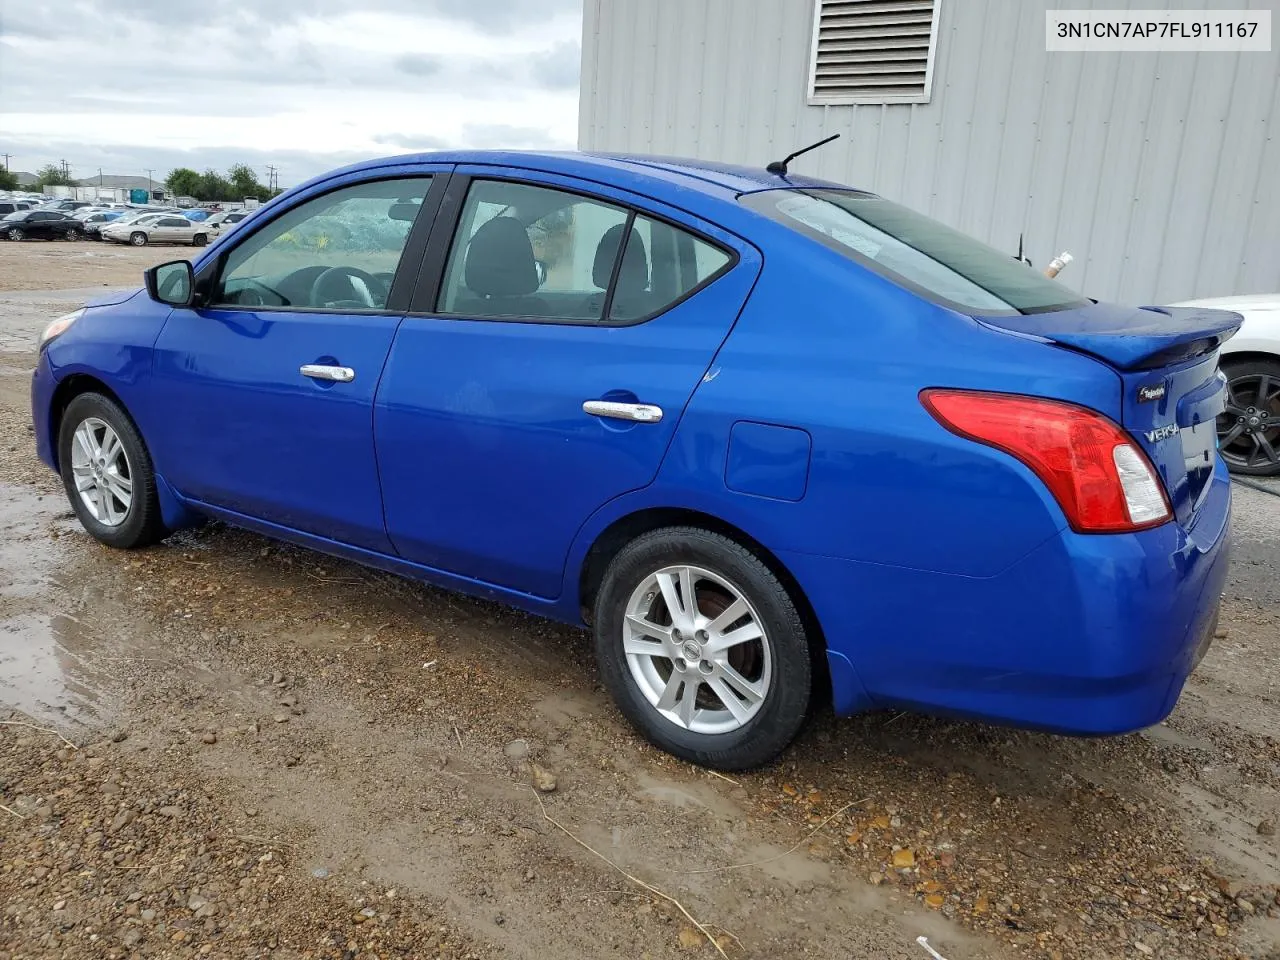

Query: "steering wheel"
left=309, top=266, right=384, bottom=309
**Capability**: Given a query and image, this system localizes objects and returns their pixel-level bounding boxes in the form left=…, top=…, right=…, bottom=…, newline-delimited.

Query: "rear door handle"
left=582, top=400, right=664, bottom=423
left=300, top=363, right=355, bottom=383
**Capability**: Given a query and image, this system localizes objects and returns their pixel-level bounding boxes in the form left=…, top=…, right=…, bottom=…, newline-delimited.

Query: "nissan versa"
left=30, top=151, right=1238, bottom=770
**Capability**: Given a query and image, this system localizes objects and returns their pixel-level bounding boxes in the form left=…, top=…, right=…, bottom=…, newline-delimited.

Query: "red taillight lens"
left=920, top=389, right=1171, bottom=533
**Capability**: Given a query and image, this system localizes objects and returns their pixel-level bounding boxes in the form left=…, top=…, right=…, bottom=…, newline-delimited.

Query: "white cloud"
left=0, top=0, right=581, bottom=187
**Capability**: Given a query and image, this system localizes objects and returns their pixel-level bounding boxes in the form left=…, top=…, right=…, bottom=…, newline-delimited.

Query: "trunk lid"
left=980, top=302, right=1242, bottom=526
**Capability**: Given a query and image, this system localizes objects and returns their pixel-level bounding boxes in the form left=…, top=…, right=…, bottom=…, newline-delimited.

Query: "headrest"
left=465, top=216, right=539, bottom=297
left=593, top=223, right=648, bottom=292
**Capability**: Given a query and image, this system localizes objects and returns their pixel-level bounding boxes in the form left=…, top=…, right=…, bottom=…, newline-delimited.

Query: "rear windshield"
left=741, top=189, right=1088, bottom=316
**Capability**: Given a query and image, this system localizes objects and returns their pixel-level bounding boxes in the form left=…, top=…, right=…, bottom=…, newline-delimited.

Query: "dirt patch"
left=1, top=263, right=1279, bottom=959
left=0, top=240, right=193, bottom=292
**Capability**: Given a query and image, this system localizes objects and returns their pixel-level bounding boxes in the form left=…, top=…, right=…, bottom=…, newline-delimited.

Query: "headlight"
left=39, top=309, right=83, bottom=350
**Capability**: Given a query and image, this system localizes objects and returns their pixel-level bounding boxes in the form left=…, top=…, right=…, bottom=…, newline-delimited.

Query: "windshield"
left=741, top=189, right=1088, bottom=316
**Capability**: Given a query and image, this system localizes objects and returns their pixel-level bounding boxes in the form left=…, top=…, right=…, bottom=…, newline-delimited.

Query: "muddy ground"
left=1, top=243, right=1278, bottom=960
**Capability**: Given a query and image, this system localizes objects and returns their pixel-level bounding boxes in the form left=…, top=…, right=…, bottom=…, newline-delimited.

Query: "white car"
left=101, top=214, right=209, bottom=247
left=1175, top=294, right=1280, bottom=476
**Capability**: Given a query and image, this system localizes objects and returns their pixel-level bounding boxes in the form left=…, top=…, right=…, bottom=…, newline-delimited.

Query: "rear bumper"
left=785, top=460, right=1232, bottom=734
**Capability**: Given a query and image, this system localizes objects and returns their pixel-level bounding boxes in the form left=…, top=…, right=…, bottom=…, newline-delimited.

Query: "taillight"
left=920, top=389, right=1171, bottom=533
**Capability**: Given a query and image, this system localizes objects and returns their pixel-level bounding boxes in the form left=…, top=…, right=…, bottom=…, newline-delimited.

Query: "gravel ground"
left=1, top=245, right=1278, bottom=960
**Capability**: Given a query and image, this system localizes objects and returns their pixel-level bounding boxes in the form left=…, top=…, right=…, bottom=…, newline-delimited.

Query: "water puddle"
left=0, top=612, right=104, bottom=725
left=0, top=481, right=112, bottom=726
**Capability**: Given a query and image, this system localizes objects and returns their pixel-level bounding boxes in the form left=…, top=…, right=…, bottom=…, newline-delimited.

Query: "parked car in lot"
left=75, top=209, right=126, bottom=238
left=37, top=199, right=92, bottom=213
left=30, top=151, right=1239, bottom=769
left=101, top=214, right=208, bottom=246
left=0, top=201, right=33, bottom=216
left=202, top=210, right=249, bottom=236
left=0, top=209, right=83, bottom=240
left=1173, top=294, right=1280, bottom=476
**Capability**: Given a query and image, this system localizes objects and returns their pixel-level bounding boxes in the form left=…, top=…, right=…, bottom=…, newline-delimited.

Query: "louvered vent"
left=809, top=0, right=940, bottom=103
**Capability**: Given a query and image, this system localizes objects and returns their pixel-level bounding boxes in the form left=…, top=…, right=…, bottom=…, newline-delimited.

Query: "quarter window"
left=214, top=177, right=430, bottom=310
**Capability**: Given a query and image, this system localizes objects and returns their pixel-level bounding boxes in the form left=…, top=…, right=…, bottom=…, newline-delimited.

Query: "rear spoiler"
left=977, top=304, right=1243, bottom=371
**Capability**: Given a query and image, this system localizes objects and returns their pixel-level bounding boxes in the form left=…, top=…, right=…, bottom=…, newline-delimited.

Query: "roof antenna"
left=767, top=133, right=840, bottom=176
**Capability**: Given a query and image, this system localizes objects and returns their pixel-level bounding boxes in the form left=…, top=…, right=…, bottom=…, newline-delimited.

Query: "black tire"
left=593, top=527, right=813, bottom=770
left=10, top=228, right=24, bottom=241
left=130, top=232, right=147, bottom=246
left=57, top=392, right=168, bottom=549
left=65, top=228, right=80, bottom=241
left=1219, top=357, right=1280, bottom=476
left=192, top=233, right=208, bottom=247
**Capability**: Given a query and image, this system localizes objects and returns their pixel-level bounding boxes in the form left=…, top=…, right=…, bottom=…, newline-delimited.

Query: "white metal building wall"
left=578, top=0, right=1280, bottom=304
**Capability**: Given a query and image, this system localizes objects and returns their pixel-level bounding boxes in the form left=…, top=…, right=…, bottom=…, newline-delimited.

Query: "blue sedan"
left=30, top=151, right=1238, bottom=769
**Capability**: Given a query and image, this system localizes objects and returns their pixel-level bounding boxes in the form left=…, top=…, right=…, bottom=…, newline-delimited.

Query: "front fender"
left=42, top=293, right=173, bottom=458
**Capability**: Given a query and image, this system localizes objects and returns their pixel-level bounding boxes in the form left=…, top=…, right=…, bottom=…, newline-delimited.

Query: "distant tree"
left=196, top=169, right=232, bottom=202
left=227, top=163, right=262, bottom=198
left=0, top=168, right=17, bottom=191
left=166, top=167, right=201, bottom=198
left=36, top=163, right=74, bottom=187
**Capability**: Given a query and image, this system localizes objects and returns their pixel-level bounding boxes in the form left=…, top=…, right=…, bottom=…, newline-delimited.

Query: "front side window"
left=742, top=189, right=1088, bottom=315
left=214, top=177, right=430, bottom=310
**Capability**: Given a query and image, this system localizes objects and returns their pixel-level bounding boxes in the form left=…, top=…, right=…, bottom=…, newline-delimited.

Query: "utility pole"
left=59, top=159, right=70, bottom=179
left=145, top=168, right=154, bottom=197
left=1, top=153, right=11, bottom=171
left=98, top=167, right=103, bottom=185
left=265, top=164, right=278, bottom=194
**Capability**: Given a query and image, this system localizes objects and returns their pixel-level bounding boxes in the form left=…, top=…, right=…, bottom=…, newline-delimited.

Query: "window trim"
left=407, top=173, right=740, bottom=328
left=806, top=0, right=942, bottom=106
left=194, top=172, right=448, bottom=316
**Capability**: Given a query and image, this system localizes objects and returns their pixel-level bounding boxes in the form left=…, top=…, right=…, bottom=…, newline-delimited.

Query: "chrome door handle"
left=300, top=363, right=355, bottom=383
left=582, top=400, right=664, bottom=423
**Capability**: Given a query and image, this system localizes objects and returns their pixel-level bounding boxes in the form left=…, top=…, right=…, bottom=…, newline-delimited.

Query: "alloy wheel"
left=622, top=564, right=772, bottom=735
left=70, top=417, right=133, bottom=526
left=1218, top=374, right=1280, bottom=470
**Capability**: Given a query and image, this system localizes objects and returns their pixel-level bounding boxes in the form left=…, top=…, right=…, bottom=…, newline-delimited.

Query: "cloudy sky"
left=0, top=0, right=582, bottom=188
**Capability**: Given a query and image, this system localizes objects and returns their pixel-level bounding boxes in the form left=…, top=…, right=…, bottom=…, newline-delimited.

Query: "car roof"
left=322, top=150, right=849, bottom=199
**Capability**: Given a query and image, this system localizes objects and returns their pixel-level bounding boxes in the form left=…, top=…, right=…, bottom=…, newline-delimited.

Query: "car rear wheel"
left=10, top=228, right=24, bottom=241
left=593, top=527, right=812, bottom=770
left=130, top=232, right=147, bottom=246
left=1218, top=358, right=1280, bottom=476
left=57, top=393, right=168, bottom=549
left=66, top=228, right=81, bottom=241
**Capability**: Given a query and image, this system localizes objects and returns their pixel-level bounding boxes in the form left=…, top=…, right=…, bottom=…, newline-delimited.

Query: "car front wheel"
left=1218, top=358, right=1280, bottom=476
left=593, top=527, right=813, bottom=770
left=58, top=393, right=169, bottom=549
left=130, top=232, right=147, bottom=246
left=10, top=228, right=24, bottom=241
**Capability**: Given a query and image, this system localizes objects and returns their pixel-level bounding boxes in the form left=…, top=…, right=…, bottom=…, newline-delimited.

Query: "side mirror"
left=145, top=260, right=195, bottom=307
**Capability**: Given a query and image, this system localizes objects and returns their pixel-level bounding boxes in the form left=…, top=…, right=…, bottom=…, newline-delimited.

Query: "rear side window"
left=437, top=179, right=734, bottom=324
left=437, top=180, right=631, bottom=322
left=741, top=189, right=1088, bottom=315
left=606, top=215, right=731, bottom=322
